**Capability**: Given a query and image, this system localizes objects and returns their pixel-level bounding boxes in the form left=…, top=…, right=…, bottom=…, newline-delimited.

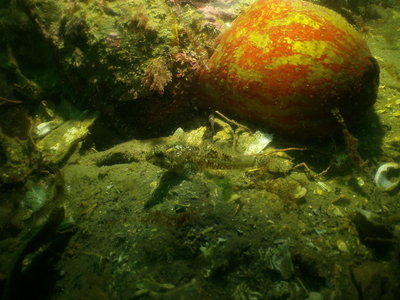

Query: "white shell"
left=34, top=121, right=59, bottom=138
left=243, top=130, right=273, bottom=155
left=374, top=162, right=400, bottom=192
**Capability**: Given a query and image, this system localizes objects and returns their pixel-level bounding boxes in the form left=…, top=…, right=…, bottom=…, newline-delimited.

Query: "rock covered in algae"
left=20, top=0, right=212, bottom=105
left=198, top=0, right=380, bottom=139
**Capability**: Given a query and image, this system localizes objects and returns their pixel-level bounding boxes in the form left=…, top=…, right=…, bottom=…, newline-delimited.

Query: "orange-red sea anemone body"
left=198, top=0, right=379, bottom=139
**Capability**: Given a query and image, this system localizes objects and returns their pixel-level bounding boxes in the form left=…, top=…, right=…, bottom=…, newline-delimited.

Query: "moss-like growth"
left=17, top=0, right=216, bottom=105
left=142, top=57, right=172, bottom=95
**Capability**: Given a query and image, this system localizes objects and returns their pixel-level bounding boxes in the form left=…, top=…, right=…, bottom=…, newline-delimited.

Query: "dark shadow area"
left=353, top=109, right=385, bottom=161
left=0, top=228, right=76, bottom=300
left=353, top=211, right=395, bottom=260
left=276, top=108, right=385, bottom=174
left=114, top=96, right=206, bottom=139
left=16, top=229, right=75, bottom=300
left=0, top=207, right=76, bottom=300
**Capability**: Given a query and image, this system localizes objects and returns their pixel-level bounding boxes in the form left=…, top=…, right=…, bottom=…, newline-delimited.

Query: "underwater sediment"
left=1, top=1, right=400, bottom=300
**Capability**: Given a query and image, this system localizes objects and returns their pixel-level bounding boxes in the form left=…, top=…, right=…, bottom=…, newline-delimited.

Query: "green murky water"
left=1, top=1, right=400, bottom=299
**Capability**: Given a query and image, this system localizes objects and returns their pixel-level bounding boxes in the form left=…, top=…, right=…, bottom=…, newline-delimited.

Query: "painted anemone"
left=198, top=0, right=379, bottom=139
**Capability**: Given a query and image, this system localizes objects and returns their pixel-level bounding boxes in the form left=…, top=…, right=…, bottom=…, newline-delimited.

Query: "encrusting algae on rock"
left=198, top=0, right=380, bottom=139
